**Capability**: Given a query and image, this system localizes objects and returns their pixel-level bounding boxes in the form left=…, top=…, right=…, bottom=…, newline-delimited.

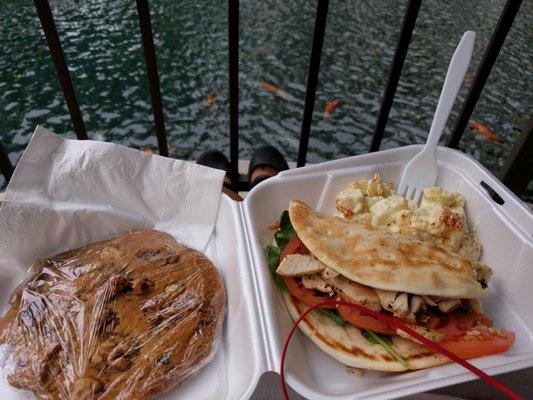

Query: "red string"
left=280, top=299, right=523, bottom=400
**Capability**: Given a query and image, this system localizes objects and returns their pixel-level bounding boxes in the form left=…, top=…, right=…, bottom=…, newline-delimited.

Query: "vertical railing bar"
left=297, top=0, right=329, bottom=168
left=370, top=0, right=421, bottom=152
left=34, top=0, right=87, bottom=140
left=0, top=141, right=14, bottom=184
left=447, top=0, right=523, bottom=149
left=500, top=115, right=532, bottom=197
left=135, top=0, right=169, bottom=157
left=228, top=0, right=239, bottom=181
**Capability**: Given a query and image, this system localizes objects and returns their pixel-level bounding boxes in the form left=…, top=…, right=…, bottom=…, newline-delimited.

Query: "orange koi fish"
left=323, top=99, right=340, bottom=119
left=205, top=93, right=216, bottom=108
left=140, top=145, right=155, bottom=154
left=470, top=121, right=501, bottom=146
left=260, top=81, right=288, bottom=100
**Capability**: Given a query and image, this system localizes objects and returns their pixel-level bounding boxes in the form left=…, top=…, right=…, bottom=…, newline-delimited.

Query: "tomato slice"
left=280, top=236, right=309, bottom=261
left=283, top=276, right=335, bottom=308
left=281, top=236, right=397, bottom=331
left=440, top=328, right=515, bottom=359
left=438, top=312, right=493, bottom=341
left=280, top=237, right=331, bottom=308
left=337, top=304, right=397, bottom=335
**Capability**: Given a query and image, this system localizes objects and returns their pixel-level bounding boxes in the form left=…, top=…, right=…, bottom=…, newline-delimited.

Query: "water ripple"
left=0, top=0, right=531, bottom=199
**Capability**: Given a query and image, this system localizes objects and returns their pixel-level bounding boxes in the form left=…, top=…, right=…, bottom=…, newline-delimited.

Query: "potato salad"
left=335, top=174, right=483, bottom=264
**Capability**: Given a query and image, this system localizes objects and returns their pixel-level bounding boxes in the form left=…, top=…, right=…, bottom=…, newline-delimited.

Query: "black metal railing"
left=447, top=0, right=523, bottom=148
left=228, top=0, right=240, bottom=187
left=135, top=0, right=169, bottom=157
left=297, top=0, right=329, bottom=168
left=0, top=141, right=13, bottom=183
left=500, top=116, right=533, bottom=197
left=1, top=0, right=530, bottom=198
left=34, top=0, right=87, bottom=140
left=370, top=0, right=421, bottom=152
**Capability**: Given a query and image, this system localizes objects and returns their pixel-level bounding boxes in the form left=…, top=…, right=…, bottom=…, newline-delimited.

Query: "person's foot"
left=247, top=145, right=289, bottom=188
left=196, top=150, right=237, bottom=191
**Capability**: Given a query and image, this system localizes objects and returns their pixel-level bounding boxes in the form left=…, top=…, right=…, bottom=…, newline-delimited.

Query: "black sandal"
left=197, top=150, right=238, bottom=192
left=247, top=145, right=289, bottom=188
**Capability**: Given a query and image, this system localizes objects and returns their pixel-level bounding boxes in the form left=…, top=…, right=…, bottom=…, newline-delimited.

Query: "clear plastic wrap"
left=0, top=229, right=226, bottom=400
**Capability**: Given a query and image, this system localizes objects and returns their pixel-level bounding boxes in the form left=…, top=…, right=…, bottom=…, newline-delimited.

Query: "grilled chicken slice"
left=472, top=261, right=493, bottom=286
left=323, top=275, right=381, bottom=311
left=375, top=289, right=409, bottom=319
left=321, top=267, right=340, bottom=280
left=375, top=289, right=396, bottom=308
left=276, top=254, right=325, bottom=276
left=465, top=298, right=483, bottom=314
left=438, top=298, right=462, bottom=313
left=409, top=295, right=425, bottom=315
left=423, top=295, right=443, bottom=307
left=402, top=295, right=426, bottom=323
left=422, top=295, right=462, bottom=313
left=302, top=274, right=333, bottom=293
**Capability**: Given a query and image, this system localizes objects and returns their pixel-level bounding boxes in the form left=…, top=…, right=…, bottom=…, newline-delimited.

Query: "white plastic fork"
left=398, top=31, right=476, bottom=204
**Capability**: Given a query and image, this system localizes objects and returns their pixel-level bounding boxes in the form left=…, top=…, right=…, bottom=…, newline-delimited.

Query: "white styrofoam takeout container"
left=207, top=144, right=532, bottom=400
left=1, top=145, right=532, bottom=400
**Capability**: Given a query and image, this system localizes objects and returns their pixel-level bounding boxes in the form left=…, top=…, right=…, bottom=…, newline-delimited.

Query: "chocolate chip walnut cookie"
left=0, top=230, right=226, bottom=400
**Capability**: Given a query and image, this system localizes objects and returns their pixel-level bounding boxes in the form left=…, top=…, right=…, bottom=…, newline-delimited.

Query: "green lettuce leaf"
left=274, top=210, right=296, bottom=247
left=265, top=244, right=287, bottom=291
left=274, top=229, right=295, bottom=247
left=279, top=210, right=293, bottom=231
left=363, top=330, right=409, bottom=369
left=265, top=210, right=298, bottom=292
left=266, top=245, right=281, bottom=274
left=317, top=308, right=345, bottom=325
left=273, top=274, right=288, bottom=292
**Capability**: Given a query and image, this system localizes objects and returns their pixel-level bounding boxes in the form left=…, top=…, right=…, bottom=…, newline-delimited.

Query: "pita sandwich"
left=270, top=200, right=514, bottom=371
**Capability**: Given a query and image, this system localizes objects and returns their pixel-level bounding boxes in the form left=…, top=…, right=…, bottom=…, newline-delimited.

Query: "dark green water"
left=0, top=1, right=531, bottom=195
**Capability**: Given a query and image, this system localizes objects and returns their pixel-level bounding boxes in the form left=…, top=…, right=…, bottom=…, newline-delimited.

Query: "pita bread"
left=283, top=292, right=450, bottom=371
left=289, top=200, right=485, bottom=298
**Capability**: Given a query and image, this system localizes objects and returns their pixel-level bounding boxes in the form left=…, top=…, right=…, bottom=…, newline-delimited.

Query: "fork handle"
left=425, top=31, right=476, bottom=151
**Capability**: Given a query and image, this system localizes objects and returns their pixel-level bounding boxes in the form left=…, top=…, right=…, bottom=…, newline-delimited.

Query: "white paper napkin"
left=0, top=126, right=225, bottom=300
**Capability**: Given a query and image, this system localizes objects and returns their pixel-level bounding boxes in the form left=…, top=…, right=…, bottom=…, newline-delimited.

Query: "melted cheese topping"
left=336, top=174, right=482, bottom=262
